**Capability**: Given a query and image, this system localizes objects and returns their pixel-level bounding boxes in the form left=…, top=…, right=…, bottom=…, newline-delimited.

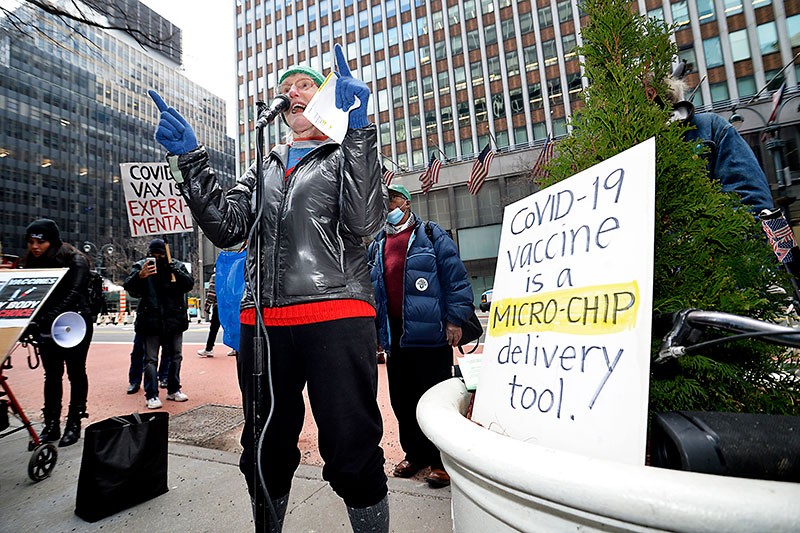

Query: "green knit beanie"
left=279, top=65, right=325, bottom=88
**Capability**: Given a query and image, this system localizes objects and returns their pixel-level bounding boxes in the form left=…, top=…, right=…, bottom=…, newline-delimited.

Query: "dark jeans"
left=40, top=320, right=93, bottom=415
left=237, top=319, right=387, bottom=508
left=386, top=316, right=452, bottom=469
left=204, top=304, right=221, bottom=351
left=142, top=333, right=183, bottom=398
left=128, top=332, right=173, bottom=386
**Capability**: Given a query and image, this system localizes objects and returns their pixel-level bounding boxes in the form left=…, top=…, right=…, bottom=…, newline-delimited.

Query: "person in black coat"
left=22, top=219, right=94, bottom=447
left=123, top=238, right=193, bottom=409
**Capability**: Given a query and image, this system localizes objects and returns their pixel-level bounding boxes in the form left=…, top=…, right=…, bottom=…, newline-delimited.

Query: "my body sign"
left=120, top=162, right=193, bottom=237
left=471, top=138, right=656, bottom=465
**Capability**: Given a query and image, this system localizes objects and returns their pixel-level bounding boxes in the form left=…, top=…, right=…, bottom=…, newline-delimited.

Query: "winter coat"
left=171, top=126, right=386, bottom=310
left=368, top=219, right=474, bottom=351
left=685, top=112, right=774, bottom=214
left=123, top=258, right=193, bottom=335
left=23, top=242, right=91, bottom=329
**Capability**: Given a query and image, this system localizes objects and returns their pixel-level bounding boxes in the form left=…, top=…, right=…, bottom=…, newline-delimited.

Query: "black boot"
left=59, top=406, right=87, bottom=447
left=39, top=409, right=61, bottom=443
left=347, top=495, right=389, bottom=533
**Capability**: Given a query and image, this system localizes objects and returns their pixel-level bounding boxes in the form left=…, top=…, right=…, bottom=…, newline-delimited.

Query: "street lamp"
left=82, top=241, right=114, bottom=276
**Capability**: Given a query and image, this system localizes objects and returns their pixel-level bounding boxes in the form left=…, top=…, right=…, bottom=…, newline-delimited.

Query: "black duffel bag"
left=75, top=412, right=169, bottom=522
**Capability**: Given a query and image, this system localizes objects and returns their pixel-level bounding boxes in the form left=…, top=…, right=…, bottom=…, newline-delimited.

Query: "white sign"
left=471, top=138, right=656, bottom=465
left=120, top=162, right=194, bottom=237
left=0, top=268, right=68, bottom=365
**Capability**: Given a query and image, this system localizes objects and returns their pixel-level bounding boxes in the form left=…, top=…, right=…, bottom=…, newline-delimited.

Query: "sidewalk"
left=0, top=327, right=454, bottom=532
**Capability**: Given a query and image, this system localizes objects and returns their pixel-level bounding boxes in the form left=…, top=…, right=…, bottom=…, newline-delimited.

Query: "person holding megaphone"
left=22, top=218, right=94, bottom=448
left=148, top=43, right=389, bottom=532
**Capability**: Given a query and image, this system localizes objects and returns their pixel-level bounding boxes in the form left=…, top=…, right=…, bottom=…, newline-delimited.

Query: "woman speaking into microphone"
left=22, top=218, right=93, bottom=448
left=148, top=43, right=389, bottom=532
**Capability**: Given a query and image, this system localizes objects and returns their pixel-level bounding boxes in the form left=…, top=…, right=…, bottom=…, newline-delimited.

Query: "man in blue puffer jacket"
left=368, top=183, right=474, bottom=488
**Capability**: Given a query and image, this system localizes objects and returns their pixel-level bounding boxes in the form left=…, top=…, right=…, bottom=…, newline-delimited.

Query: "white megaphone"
left=50, top=311, right=87, bottom=348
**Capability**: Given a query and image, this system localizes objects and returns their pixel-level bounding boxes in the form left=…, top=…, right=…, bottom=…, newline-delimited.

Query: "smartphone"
left=146, top=257, right=157, bottom=272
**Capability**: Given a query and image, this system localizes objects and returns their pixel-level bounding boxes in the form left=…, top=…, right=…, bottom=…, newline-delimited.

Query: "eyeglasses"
left=279, top=77, right=317, bottom=95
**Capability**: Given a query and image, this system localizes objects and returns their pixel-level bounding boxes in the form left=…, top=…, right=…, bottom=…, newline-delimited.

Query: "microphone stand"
left=252, top=100, right=277, bottom=532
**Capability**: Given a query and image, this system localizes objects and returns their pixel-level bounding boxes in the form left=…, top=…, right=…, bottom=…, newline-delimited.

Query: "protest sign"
left=0, top=268, right=68, bottom=365
left=120, top=162, right=194, bottom=237
left=471, top=138, right=656, bottom=465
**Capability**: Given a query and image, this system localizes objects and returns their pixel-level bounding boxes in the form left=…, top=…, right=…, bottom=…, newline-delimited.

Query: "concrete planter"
left=417, top=378, right=800, bottom=532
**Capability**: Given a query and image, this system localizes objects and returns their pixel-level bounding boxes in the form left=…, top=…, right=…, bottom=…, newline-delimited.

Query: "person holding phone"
left=123, top=239, right=194, bottom=409
left=147, top=44, right=389, bottom=532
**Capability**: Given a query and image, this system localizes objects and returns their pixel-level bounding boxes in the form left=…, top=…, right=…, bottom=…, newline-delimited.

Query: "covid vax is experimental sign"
left=120, top=162, right=193, bottom=237
left=471, top=138, right=656, bottom=465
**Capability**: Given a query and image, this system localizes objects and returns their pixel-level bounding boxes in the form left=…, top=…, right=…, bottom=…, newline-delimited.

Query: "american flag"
left=419, top=155, right=442, bottom=194
left=382, top=166, right=395, bottom=186
left=762, top=215, right=799, bottom=263
left=467, top=144, right=495, bottom=195
left=530, top=134, right=555, bottom=181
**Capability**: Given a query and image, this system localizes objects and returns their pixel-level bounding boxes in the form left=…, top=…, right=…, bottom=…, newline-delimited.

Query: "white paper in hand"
left=303, top=72, right=360, bottom=144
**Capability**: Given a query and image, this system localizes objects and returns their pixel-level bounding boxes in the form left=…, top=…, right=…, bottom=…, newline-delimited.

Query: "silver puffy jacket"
left=173, top=126, right=387, bottom=310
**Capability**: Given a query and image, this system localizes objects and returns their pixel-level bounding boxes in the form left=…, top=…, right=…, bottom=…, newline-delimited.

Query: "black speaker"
left=650, top=411, right=800, bottom=482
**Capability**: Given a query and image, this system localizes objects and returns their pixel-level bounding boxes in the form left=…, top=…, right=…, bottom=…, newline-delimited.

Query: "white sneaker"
left=197, top=349, right=214, bottom=357
left=146, top=397, right=162, bottom=409
left=166, top=390, right=189, bottom=402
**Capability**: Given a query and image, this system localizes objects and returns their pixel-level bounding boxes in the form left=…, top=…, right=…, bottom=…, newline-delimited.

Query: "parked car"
left=479, top=289, right=493, bottom=312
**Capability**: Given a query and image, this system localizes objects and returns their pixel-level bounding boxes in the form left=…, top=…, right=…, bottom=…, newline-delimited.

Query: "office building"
left=0, top=0, right=235, bottom=274
left=235, top=0, right=800, bottom=296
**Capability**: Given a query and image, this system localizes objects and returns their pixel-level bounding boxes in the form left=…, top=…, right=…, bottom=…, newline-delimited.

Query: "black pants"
left=204, top=304, right=221, bottom=351
left=143, top=333, right=183, bottom=397
left=386, top=316, right=452, bottom=469
left=40, top=320, right=93, bottom=415
left=128, top=333, right=174, bottom=387
left=237, top=318, right=387, bottom=508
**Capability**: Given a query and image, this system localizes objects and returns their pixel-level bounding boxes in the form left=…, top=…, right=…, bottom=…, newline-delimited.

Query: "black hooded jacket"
left=123, top=258, right=194, bottom=335
left=23, top=242, right=91, bottom=329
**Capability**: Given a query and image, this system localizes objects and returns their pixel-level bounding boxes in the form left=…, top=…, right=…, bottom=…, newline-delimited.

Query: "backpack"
left=87, top=270, right=105, bottom=317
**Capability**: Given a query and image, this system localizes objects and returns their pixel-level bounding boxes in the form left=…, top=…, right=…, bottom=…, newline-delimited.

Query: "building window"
left=435, top=40, right=447, bottom=61
left=393, top=85, right=403, bottom=106
left=567, top=72, right=582, bottom=96
left=423, top=75, right=434, bottom=97
left=723, top=0, right=743, bottom=16
left=671, top=1, right=689, bottom=27
left=678, top=47, right=696, bottom=72
left=408, top=80, right=418, bottom=102
left=542, top=39, right=558, bottom=66
left=475, top=97, right=487, bottom=122
left=547, top=77, right=563, bottom=105
left=709, top=81, right=729, bottom=103
left=451, top=33, right=463, bottom=55
left=647, top=7, right=664, bottom=21
left=485, top=24, right=497, bottom=45
left=757, top=22, right=779, bottom=55
left=390, top=55, right=401, bottom=75
left=433, top=10, right=444, bottom=31
left=703, top=37, right=723, bottom=68
left=562, top=33, right=577, bottom=60
left=468, top=29, right=481, bottom=51
left=464, top=1, right=477, bottom=19
left=448, top=4, right=460, bottom=25
left=729, top=29, right=750, bottom=62
left=524, top=44, right=538, bottom=70
left=501, top=18, right=516, bottom=42
left=420, top=45, right=431, bottom=64
left=529, top=82, right=543, bottom=109
left=458, top=101, right=471, bottom=126
left=538, top=6, right=553, bottom=28
left=380, top=122, right=391, bottom=145
left=402, top=21, right=413, bottom=41
left=438, top=71, right=449, bottom=94
left=461, top=137, right=474, bottom=156
left=404, top=50, right=416, bottom=70
left=736, top=76, right=756, bottom=99
left=485, top=55, right=501, bottom=83
left=372, top=4, right=382, bottom=24
left=480, top=0, right=494, bottom=15
left=506, top=50, right=519, bottom=77
left=514, top=125, right=528, bottom=145
left=400, top=0, right=411, bottom=13
left=519, top=11, right=533, bottom=33
left=696, top=0, right=715, bottom=23
left=471, top=62, right=483, bottom=85
left=359, top=10, right=369, bottom=28
left=455, top=65, right=467, bottom=90
left=557, top=0, right=572, bottom=23
left=396, top=117, right=406, bottom=141
left=417, top=16, right=428, bottom=37
left=788, top=14, right=800, bottom=46
left=509, top=87, right=524, bottom=115
left=388, top=26, right=399, bottom=46
left=410, top=114, right=421, bottom=139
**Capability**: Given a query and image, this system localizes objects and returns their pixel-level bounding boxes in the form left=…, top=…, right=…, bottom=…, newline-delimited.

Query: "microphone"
left=256, top=95, right=291, bottom=129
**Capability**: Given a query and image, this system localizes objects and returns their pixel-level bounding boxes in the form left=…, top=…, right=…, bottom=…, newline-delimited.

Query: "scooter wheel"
left=28, top=443, right=58, bottom=482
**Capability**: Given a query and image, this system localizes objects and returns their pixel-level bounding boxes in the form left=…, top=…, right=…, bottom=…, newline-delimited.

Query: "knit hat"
left=279, top=65, right=325, bottom=88
left=148, top=238, right=167, bottom=254
left=25, top=218, right=62, bottom=246
left=388, top=184, right=411, bottom=202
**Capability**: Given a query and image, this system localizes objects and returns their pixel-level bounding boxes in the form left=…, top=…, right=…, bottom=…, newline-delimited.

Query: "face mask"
left=387, top=207, right=404, bottom=225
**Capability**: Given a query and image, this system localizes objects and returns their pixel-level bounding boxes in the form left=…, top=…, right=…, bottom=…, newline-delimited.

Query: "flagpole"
left=429, top=145, right=451, bottom=163
left=745, top=50, right=800, bottom=106
left=381, top=154, right=405, bottom=172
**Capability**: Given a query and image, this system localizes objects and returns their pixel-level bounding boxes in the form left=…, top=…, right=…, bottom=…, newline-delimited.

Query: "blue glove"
left=334, top=43, right=370, bottom=129
left=148, top=90, right=198, bottom=155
